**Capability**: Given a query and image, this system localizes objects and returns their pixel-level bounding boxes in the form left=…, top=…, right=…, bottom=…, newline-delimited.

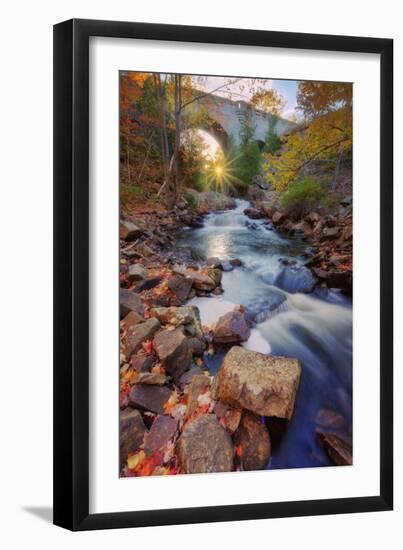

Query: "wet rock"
left=244, top=207, right=265, bottom=220
left=167, top=275, right=193, bottom=303
left=316, top=430, right=352, bottom=465
left=207, top=267, right=222, bottom=286
left=122, top=317, right=161, bottom=359
left=177, top=414, right=234, bottom=474
left=206, top=257, right=223, bottom=269
left=153, top=328, right=192, bottom=379
left=274, top=266, right=317, bottom=294
left=315, top=408, right=346, bottom=430
left=120, top=289, right=144, bottom=319
left=326, top=270, right=352, bottom=295
left=135, top=372, right=168, bottom=386
left=220, top=260, right=234, bottom=272
left=235, top=411, right=271, bottom=470
left=127, top=263, right=147, bottom=283
left=187, top=336, right=206, bottom=356
left=130, top=351, right=155, bottom=373
left=216, top=346, right=301, bottom=419
left=134, top=276, right=161, bottom=293
left=230, top=258, right=243, bottom=267
left=150, top=306, right=203, bottom=337
left=129, top=384, right=173, bottom=415
left=213, top=310, right=251, bottom=344
left=120, top=220, right=144, bottom=241
left=120, top=408, right=147, bottom=469
left=144, top=415, right=178, bottom=456
left=187, top=271, right=216, bottom=291
left=186, top=374, right=211, bottom=416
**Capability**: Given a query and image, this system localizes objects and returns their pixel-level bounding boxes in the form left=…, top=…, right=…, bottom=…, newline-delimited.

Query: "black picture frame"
left=53, top=18, right=393, bottom=531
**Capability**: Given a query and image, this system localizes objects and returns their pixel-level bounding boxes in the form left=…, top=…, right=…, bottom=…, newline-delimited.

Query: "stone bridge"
left=184, top=92, right=295, bottom=151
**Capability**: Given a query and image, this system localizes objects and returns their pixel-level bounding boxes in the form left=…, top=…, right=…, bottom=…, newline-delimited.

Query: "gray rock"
left=120, top=220, right=144, bottom=241
left=322, top=226, right=340, bottom=240
left=130, top=351, right=155, bottom=373
left=274, top=266, right=317, bottom=293
left=122, top=317, right=161, bottom=359
left=129, top=384, right=173, bottom=414
left=213, top=310, right=251, bottom=344
left=150, top=306, right=203, bottom=337
left=135, top=372, right=168, bottom=386
left=120, top=408, right=147, bottom=470
left=153, top=328, right=192, bottom=379
left=177, top=414, right=234, bottom=474
left=144, top=415, right=178, bottom=456
left=134, top=277, right=161, bottom=293
left=127, top=264, right=147, bottom=283
left=167, top=275, right=193, bottom=303
left=120, top=289, right=144, bottom=319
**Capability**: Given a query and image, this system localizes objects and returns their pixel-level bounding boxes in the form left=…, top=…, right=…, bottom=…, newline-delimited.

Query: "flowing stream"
left=176, top=199, right=352, bottom=469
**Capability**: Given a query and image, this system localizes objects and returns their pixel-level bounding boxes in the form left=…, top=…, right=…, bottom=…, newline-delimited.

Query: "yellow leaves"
left=262, top=106, right=352, bottom=192
left=127, top=450, right=146, bottom=470
left=163, top=391, right=179, bottom=415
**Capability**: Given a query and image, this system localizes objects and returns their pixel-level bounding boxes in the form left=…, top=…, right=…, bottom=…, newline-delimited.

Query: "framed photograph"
left=53, top=19, right=393, bottom=530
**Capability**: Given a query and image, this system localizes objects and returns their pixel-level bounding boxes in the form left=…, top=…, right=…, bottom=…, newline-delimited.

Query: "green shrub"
left=264, top=133, right=282, bottom=154
left=232, top=141, right=261, bottom=185
left=184, top=191, right=198, bottom=210
left=280, top=177, right=325, bottom=220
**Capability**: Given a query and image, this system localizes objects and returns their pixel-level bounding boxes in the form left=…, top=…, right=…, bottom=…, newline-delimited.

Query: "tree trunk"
left=153, top=74, right=174, bottom=209
left=173, top=75, right=182, bottom=202
left=126, top=134, right=131, bottom=185
left=331, top=148, right=343, bottom=192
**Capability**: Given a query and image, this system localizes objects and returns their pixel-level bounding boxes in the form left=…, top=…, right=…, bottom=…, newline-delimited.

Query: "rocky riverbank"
left=119, top=191, right=352, bottom=478
left=246, top=183, right=353, bottom=297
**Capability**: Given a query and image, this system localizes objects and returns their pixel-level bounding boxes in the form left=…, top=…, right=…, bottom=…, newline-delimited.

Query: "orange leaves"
left=163, top=391, right=179, bottom=415
left=235, top=444, right=243, bottom=458
left=127, top=445, right=178, bottom=476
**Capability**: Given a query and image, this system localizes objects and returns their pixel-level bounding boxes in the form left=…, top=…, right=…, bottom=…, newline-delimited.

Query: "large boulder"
left=153, top=328, right=192, bottom=379
left=120, top=220, right=144, bottom=241
left=187, top=190, right=236, bottom=213
left=244, top=207, right=265, bottom=220
left=187, top=271, right=216, bottom=291
left=120, top=289, right=144, bottom=319
left=150, top=306, right=203, bottom=337
left=274, top=266, right=316, bottom=293
left=122, top=317, right=161, bottom=359
left=177, top=414, right=234, bottom=473
left=120, top=408, right=147, bottom=469
left=216, top=346, right=301, bottom=420
left=235, top=411, right=271, bottom=470
left=213, top=310, right=251, bottom=344
left=129, top=384, right=173, bottom=414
